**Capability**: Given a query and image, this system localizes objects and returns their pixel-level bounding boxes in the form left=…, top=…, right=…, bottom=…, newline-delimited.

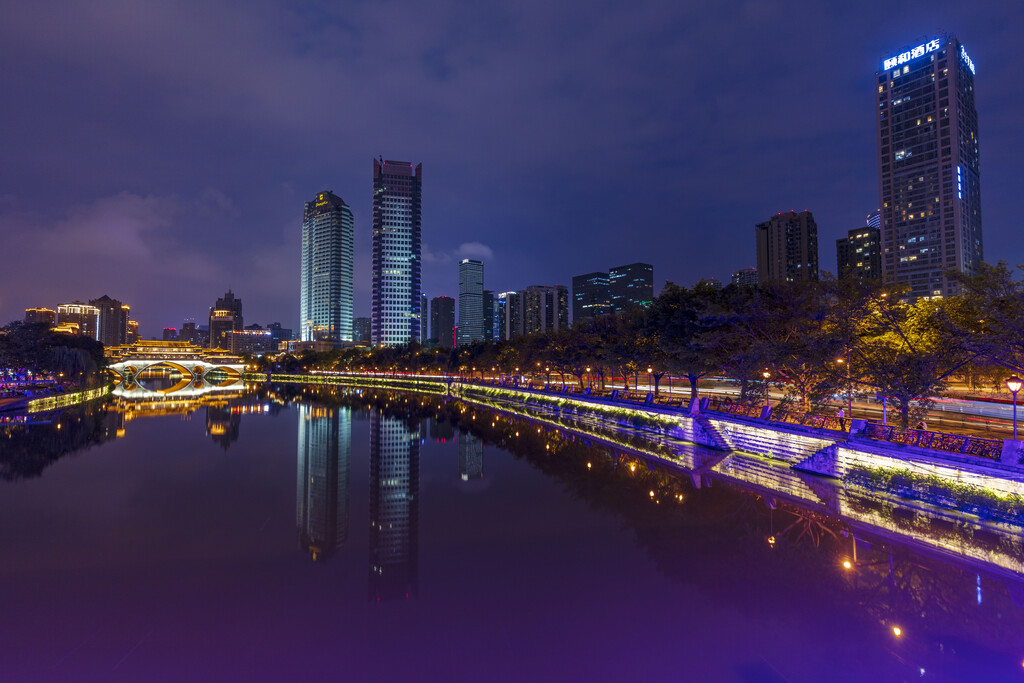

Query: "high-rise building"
left=572, top=272, right=610, bottom=323
left=520, top=285, right=568, bottom=336
left=877, top=35, right=981, bottom=299
left=301, top=191, right=354, bottom=343
left=162, top=328, right=178, bottom=341
left=56, top=302, right=100, bottom=339
left=837, top=224, right=882, bottom=281
left=372, top=158, right=422, bottom=346
left=353, top=317, right=371, bottom=344
left=369, top=412, right=419, bottom=601
left=89, top=295, right=130, bottom=347
left=420, top=295, right=428, bottom=344
left=430, top=296, right=455, bottom=349
left=457, top=259, right=484, bottom=346
left=482, top=290, right=494, bottom=341
left=208, top=289, right=243, bottom=349
left=867, top=209, right=882, bottom=230
left=755, top=211, right=819, bottom=283
left=267, top=322, right=293, bottom=348
left=608, top=263, right=654, bottom=311
left=297, top=404, right=350, bottom=563
left=24, top=308, right=56, bottom=326
left=127, top=320, right=139, bottom=344
left=731, top=267, right=758, bottom=287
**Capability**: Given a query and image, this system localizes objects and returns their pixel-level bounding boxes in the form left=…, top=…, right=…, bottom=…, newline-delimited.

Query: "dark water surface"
left=3, top=385, right=1024, bottom=682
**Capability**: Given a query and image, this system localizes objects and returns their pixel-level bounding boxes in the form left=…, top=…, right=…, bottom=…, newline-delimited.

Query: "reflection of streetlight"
left=762, top=371, right=771, bottom=409
left=1008, top=376, right=1022, bottom=440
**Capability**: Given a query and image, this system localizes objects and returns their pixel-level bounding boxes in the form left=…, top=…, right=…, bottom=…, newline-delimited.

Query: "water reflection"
left=8, top=384, right=1024, bottom=676
left=296, top=404, right=350, bottom=562
left=369, top=411, right=420, bottom=601
left=458, top=431, right=483, bottom=481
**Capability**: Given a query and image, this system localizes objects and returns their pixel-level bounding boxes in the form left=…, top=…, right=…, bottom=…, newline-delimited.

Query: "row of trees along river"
left=260, top=263, right=1024, bottom=429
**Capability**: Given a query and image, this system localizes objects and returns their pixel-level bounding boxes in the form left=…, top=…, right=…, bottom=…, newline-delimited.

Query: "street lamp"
left=762, top=371, right=771, bottom=409
left=1008, top=376, right=1022, bottom=439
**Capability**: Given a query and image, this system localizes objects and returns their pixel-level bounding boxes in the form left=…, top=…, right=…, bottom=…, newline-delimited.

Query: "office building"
left=755, top=211, right=819, bottom=283
left=430, top=296, right=455, bottom=349
left=371, top=158, right=422, bottom=346
left=572, top=272, right=610, bottom=323
left=227, top=328, right=273, bottom=355
left=209, top=289, right=243, bottom=349
left=420, top=295, right=428, bottom=344
left=877, top=35, right=981, bottom=299
left=609, top=263, right=654, bottom=311
left=267, top=322, right=293, bottom=348
left=24, top=308, right=56, bottom=326
left=353, top=317, right=371, bottom=344
left=867, top=209, right=881, bottom=230
left=520, top=285, right=568, bottom=336
left=56, top=302, right=100, bottom=339
left=369, top=412, right=419, bottom=600
left=731, top=267, right=758, bottom=287
left=297, top=404, right=351, bottom=563
left=482, top=290, right=494, bottom=341
left=162, top=328, right=178, bottom=341
left=89, top=295, right=130, bottom=347
left=301, top=191, right=354, bottom=343
left=837, top=224, right=882, bottom=281
left=127, top=320, right=139, bottom=344
left=457, top=259, right=484, bottom=346
left=494, top=291, right=518, bottom=340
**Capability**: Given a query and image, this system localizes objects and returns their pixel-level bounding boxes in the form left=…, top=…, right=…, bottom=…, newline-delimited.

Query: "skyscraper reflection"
left=369, top=412, right=419, bottom=601
left=458, top=430, right=483, bottom=481
left=296, top=404, right=351, bottom=562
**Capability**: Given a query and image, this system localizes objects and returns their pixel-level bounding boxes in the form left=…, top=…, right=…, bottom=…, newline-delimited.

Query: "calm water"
left=3, top=384, right=1024, bottom=682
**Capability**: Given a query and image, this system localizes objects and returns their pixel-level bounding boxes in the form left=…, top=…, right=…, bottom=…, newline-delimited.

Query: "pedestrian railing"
left=864, top=423, right=1002, bottom=460
left=707, top=398, right=761, bottom=418
left=770, top=409, right=843, bottom=431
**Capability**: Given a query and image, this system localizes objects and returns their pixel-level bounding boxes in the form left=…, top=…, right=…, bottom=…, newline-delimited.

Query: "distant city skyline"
left=2, top=5, right=1022, bottom=334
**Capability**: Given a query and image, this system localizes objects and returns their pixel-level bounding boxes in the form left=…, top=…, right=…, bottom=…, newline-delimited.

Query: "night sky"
left=2, top=0, right=1022, bottom=335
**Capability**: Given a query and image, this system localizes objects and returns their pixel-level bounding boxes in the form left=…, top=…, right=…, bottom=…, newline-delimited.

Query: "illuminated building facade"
left=90, top=295, right=130, bottom=347
left=371, top=159, right=422, bottom=346
left=457, top=259, right=484, bottom=346
left=877, top=35, right=981, bottom=299
left=520, top=285, right=568, bottom=335
left=837, top=225, right=882, bottom=281
left=369, top=412, right=419, bottom=600
left=301, top=191, right=354, bottom=343
left=227, top=328, right=273, bottom=355
left=731, top=266, right=758, bottom=287
left=353, top=317, right=371, bottom=344
left=572, top=271, right=610, bottom=323
left=755, top=211, right=819, bottom=283
left=482, top=290, right=494, bottom=341
left=56, top=302, right=100, bottom=339
left=609, top=263, right=654, bottom=311
left=430, top=296, right=455, bottom=348
left=209, top=289, right=243, bottom=349
left=24, top=308, right=56, bottom=326
left=297, top=404, right=350, bottom=562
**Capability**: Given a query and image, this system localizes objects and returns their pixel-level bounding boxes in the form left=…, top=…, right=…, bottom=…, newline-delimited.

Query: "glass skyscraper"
left=372, top=159, right=422, bottom=346
left=608, top=263, right=654, bottom=311
left=876, top=34, right=981, bottom=299
left=301, top=191, right=354, bottom=342
left=457, top=258, right=484, bottom=346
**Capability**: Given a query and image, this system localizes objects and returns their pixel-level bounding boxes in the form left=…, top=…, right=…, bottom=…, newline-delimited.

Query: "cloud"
left=453, top=242, right=494, bottom=261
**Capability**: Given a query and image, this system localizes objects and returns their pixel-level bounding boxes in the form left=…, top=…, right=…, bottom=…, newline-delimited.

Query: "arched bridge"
left=106, top=341, right=246, bottom=392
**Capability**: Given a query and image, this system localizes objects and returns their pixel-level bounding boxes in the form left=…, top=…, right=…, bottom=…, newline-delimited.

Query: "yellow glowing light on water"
left=629, top=464, right=636, bottom=472
left=843, top=560, right=852, bottom=569
left=649, top=490, right=654, bottom=497
left=587, top=462, right=592, bottom=469
left=892, top=626, right=902, bottom=637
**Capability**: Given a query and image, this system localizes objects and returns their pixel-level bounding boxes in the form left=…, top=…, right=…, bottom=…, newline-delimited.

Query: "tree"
left=853, top=295, right=978, bottom=428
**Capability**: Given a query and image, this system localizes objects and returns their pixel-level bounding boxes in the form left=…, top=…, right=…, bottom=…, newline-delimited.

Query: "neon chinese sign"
left=883, top=38, right=941, bottom=71
left=960, top=45, right=976, bottom=75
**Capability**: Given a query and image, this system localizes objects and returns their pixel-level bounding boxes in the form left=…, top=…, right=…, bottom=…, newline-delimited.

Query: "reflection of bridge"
left=106, top=341, right=245, bottom=393
left=112, top=378, right=246, bottom=400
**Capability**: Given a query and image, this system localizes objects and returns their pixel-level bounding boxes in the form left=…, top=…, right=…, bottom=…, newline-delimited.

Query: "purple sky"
left=2, top=0, right=1022, bottom=336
